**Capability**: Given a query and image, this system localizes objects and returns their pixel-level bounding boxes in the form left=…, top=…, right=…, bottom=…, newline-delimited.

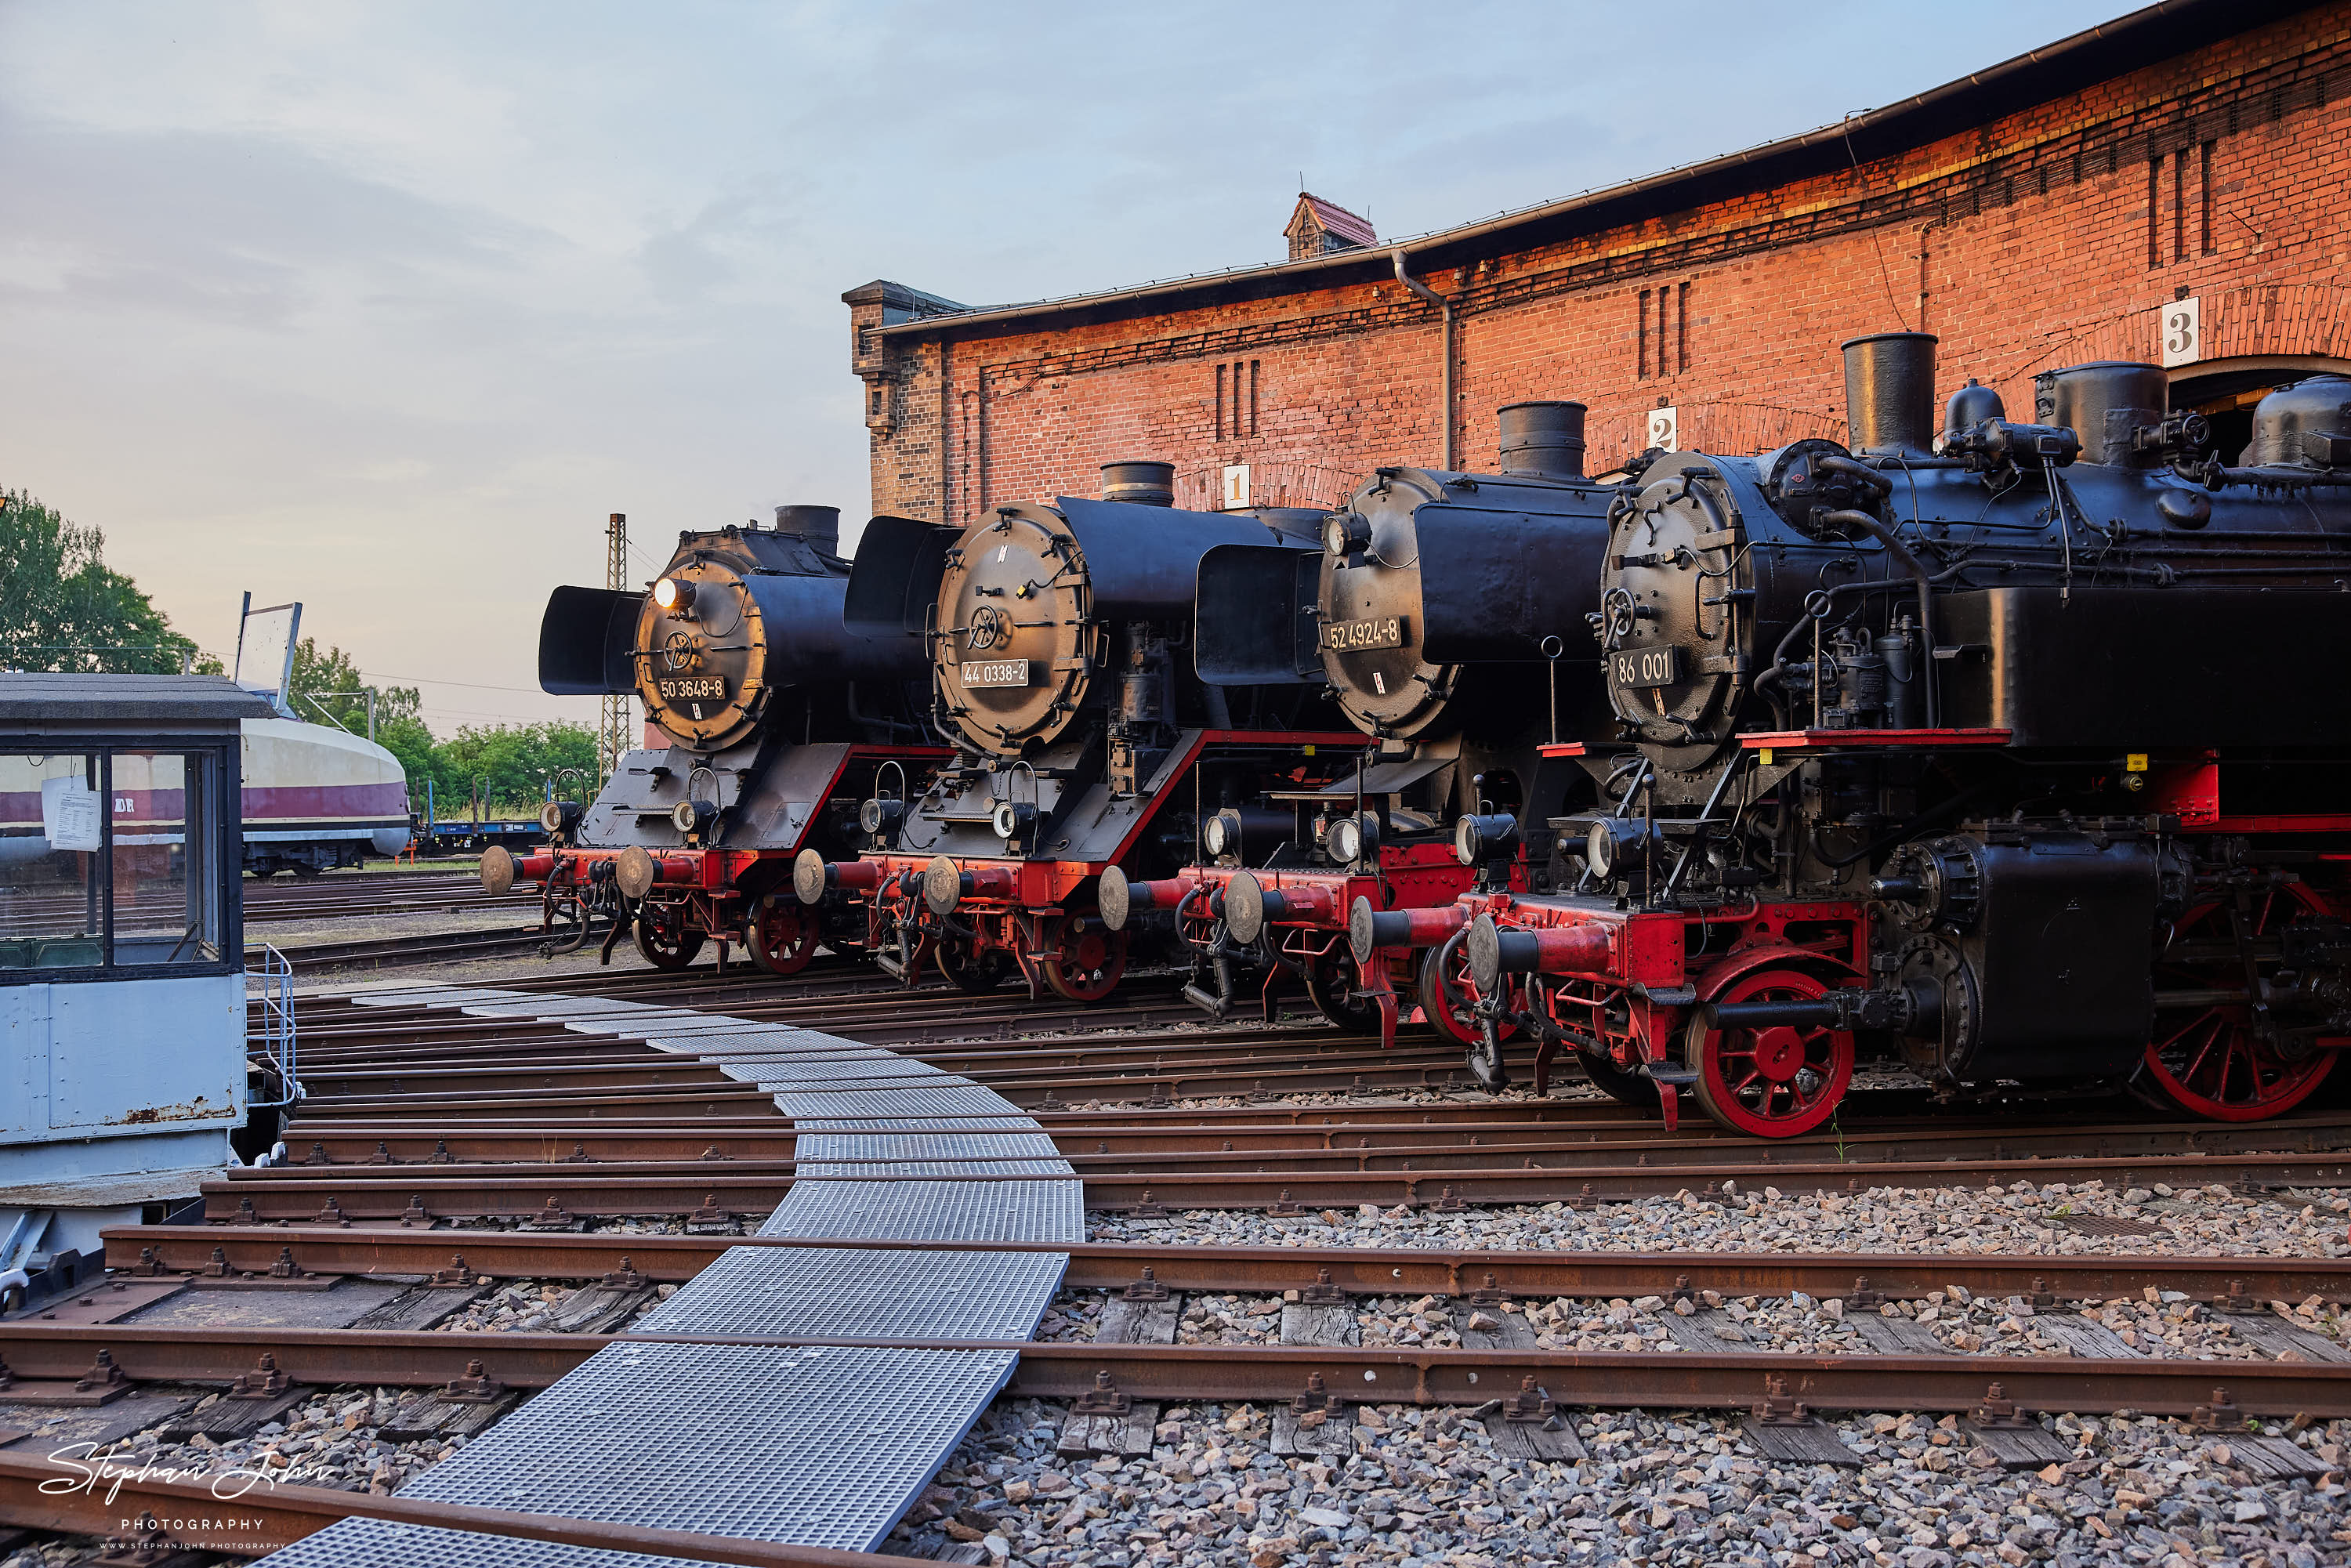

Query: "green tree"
left=284, top=636, right=421, bottom=739
left=0, top=490, right=213, bottom=673
left=433, top=722, right=599, bottom=820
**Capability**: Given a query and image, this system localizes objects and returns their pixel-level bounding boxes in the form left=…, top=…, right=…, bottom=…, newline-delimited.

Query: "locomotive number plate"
left=962, top=659, right=1031, bottom=689
left=656, top=676, right=730, bottom=701
left=1322, top=616, right=1404, bottom=652
left=1610, top=646, right=1682, bottom=688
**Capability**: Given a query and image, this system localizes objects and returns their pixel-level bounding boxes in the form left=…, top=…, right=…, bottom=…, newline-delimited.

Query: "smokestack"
left=1101, top=459, right=1176, bottom=507
left=1496, top=401, right=1588, bottom=480
left=1842, top=332, right=1939, bottom=457
left=773, top=505, right=842, bottom=555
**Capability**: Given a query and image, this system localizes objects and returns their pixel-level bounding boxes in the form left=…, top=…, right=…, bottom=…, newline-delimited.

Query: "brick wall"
left=852, top=7, right=2351, bottom=521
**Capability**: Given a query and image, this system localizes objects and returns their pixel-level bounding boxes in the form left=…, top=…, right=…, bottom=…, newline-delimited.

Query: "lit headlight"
left=652, top=577, right=694, bottom=613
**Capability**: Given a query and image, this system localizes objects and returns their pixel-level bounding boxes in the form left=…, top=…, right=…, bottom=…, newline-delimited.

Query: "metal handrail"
left=248, top=943, right=302, bottom=1109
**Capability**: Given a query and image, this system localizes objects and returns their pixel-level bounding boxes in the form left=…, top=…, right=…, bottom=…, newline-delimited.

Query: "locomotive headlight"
left=1585, top=817, right=1646, bottom=878
left=1327, top=812, right=1380, bottom=867
left=859, top=797, right=904, bottom=838
left=992, top=800, right=1038, bottom=842
left=1323, top=512, right=1372, bottom=558
left=652, top=577, right=695, bottom=614
left=1455, top=812, right=1520, bottom=867
left=1202, top=807, right=1244, bottom=860
left=671, top=798, right=717, bottom=836
left=539, top=800, right=583, bottom=838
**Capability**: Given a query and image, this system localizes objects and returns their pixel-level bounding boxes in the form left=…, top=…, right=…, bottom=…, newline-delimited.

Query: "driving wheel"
left=2137, top=884, right=2340, bottom=1121
left=745, top=897, right=820, bottom=976
left=1039, top=917, right=1128, bottom=1002
left=632, top=909, right=706, bottom=971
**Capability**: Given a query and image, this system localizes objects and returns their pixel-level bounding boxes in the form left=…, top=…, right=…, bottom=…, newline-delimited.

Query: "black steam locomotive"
left=1105, top=404, right=1618, bottom=1045
left=485, top=506, right=945, bottom=971
left=790, top=462, right=1362, bottom=1000
left=1451, top=335, right=2351, bottom=1134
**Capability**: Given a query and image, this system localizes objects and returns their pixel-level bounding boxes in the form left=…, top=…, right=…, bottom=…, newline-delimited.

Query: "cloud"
left=0, top=0, right=2139, bottom=733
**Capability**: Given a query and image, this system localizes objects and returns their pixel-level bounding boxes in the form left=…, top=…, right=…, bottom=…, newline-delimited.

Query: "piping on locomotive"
left=1108, top=403, right=1620, bottom=1054
left=1454, top=335, right=2351, bottom=1135
left=794, top=461, right=1365, bottom=1001
left=483, top=505, right=946, bottom=972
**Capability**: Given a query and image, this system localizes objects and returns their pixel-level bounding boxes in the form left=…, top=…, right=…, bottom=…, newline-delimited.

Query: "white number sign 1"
left=1222, top=464, right=1251, bottom=509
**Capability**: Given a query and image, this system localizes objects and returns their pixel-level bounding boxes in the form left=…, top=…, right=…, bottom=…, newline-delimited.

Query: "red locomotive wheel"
left=632, top=912, right=705, bottom=972
left=936, top=936, right=1011, bottom=994
left=1303, top=947, right=1384, bottom=1034
left=1417, top=931, right=1520, bottom=1048
left=1039, top=918, right=1128, bottom=1003
left=2139, top=885, right=2339, bottom=1121
left=744, top=900, right=818, bottom=976
left=1683, top=968, right=1853, bottom=1138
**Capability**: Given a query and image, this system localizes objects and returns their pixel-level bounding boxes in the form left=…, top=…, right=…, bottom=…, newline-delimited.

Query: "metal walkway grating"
left=404, top=1342, right=1017, bottom=1552
left=264, top=983, right=1078, bottom=1563
left=757, top=1176, right=1085, bottom=1244
left=257, top=1519, right=715, bottom=1568
left=636, top=1244, right=1066, bottom=1341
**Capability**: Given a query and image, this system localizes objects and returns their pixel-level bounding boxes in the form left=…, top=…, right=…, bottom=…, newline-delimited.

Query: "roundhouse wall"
left=854, top=8, right=2351, bottom=520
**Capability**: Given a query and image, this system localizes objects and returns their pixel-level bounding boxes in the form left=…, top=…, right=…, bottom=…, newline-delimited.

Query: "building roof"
left=0, top=673, right=277, bottom=723
left=875, top=0, right=2313, bottom=341
left=1287, top=193, right=1375, bottom=248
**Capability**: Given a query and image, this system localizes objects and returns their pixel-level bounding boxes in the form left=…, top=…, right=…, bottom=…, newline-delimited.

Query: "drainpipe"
left=1393, top=250, right=1455, bottom=471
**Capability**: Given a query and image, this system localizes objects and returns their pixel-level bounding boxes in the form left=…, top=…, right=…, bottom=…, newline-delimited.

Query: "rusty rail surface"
left=0, top=1322, right=2330, bottom=1421
left=103, top=1226, right=2351, bottom=1302
left=0, top=1452, right=928, bottom=1566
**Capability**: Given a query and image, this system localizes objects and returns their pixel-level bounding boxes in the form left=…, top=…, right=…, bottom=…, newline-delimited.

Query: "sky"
left=0, top=0, right=2139, bottom=736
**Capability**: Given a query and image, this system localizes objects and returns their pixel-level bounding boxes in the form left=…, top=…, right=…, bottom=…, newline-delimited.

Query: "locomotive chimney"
left=1496, top=401, right=1588, bottom=480
left=1842, top=332, right=1939, bottom=457
left=773, top=505, right=842, bottom=555
left=1101, top=459, right=1176, bottom=507
left=2034, top=362, right=2168, bottom=465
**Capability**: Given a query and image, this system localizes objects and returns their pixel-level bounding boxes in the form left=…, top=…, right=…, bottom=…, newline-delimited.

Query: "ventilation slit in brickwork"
left=1676, top=283, right=1690, bottom=374
left=2200, top=140, right=2215, bottom=255
left=1637, top=289, right=1650, bottom=378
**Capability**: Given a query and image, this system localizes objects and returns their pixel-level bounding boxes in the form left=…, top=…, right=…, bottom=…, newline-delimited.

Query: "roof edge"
left=873, top=0, right=2316, bottom=341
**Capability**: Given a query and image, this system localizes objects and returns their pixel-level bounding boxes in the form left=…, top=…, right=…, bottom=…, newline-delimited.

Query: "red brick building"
left=846, top=0, right=2350, bottom=522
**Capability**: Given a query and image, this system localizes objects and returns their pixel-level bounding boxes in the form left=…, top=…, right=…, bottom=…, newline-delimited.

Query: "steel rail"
left=102, top=1226, right=2351, bottom=1302
left=199, top=1172, right=798, bottom=1222
left=276, top=1128, right=794, bottom=1164
left=205, top=1148, right=2351, bottom=1219
left=0, top=1321, right=2331, bottom=1421
left=0, top=1452, right=928, bottom=1567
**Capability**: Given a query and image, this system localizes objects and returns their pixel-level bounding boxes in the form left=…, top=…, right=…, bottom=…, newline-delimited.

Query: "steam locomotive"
left=483, top=506, right=945, bottom=971
left=1103, top=404, right=1620, bottom=1045
left=1441, top=335, right=2351, bottom=1132
left=788, top=462, right=1364, bottom=999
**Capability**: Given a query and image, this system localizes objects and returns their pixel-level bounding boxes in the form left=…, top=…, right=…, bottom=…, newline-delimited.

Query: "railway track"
left=4, top=978, right=2342, bottom=1566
